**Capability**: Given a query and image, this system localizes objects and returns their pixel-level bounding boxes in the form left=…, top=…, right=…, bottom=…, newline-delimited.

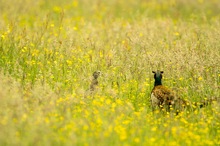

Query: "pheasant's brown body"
left=90, top=79, right=98, bottom=91
left=151, top=85, right=176, bottom=109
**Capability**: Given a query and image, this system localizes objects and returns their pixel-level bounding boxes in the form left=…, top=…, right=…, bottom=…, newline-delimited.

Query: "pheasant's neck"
left=154, top=78, right=162, bottom=86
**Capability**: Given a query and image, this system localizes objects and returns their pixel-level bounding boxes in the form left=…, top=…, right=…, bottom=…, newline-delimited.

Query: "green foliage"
left=0, top=0, right=220, bottom=145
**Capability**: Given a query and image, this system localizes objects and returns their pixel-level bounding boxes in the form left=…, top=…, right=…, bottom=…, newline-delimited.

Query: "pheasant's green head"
left=152, top=70, right=163, bottom=86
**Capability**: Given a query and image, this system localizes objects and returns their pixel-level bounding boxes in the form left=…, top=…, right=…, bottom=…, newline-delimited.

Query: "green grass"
left=0, top=0, right=220, bottom=145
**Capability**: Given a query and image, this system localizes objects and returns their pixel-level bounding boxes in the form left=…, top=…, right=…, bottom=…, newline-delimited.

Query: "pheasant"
left=151, top=70, right=218, bottom=113
left=90, top=71, right=101, bottom=91
left=151, top=70, right=177, bottom=112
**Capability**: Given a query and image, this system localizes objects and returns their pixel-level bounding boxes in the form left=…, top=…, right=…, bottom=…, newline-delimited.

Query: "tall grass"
left=0, top=0, right=220, bottom=145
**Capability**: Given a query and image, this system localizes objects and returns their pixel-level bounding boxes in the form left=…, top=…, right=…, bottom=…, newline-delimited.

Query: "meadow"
left=0, top=0, right=220, bottom=145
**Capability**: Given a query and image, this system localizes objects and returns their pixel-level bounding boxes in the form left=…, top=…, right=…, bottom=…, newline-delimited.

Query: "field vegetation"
left=0, top=0, right=220, bottom=145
